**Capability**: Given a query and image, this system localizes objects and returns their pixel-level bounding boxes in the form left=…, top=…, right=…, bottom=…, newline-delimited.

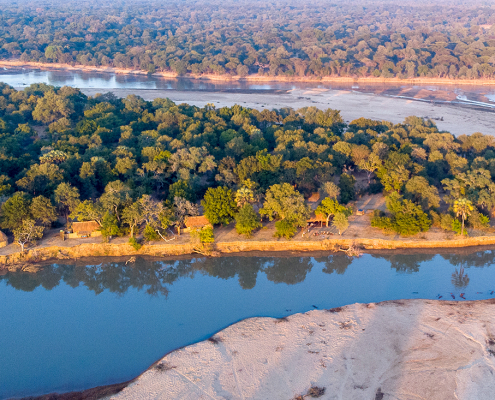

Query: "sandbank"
left=109, top=299, right=495, bottom=400
left=80, top=87, right=495, bottom=137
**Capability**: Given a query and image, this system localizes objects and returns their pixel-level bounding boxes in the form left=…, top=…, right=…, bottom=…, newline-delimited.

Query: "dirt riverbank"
left=4, top=235, right=495, bottom=272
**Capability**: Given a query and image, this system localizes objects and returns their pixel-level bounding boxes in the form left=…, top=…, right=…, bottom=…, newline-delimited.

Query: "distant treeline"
left=2, top=0, right=495, bottom=79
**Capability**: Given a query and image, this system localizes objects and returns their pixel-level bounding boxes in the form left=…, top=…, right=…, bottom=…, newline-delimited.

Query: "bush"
left=367, top=181, right=383, bottom=194
left=143, top=224, right=160, bottom=241
left=440, top=214, right=453, bottom=231
left=129, top=237, right=142, bottom=250
left=371, top=215, right=394, bottom=231
left=199, top=226, right=215, bottom=243
left=452, top=218, right=466, bottom=235
left=235, top=204, right=262, bottom=238
left=430, top=210, right=440, bottom=227
left=468, top=208, right=490, bottom=230
left=274, top=219, right=298, bottom=239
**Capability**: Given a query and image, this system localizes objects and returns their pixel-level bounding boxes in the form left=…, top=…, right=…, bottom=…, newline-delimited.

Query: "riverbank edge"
left=4, top=59, right=495, bottom=86
left=3, top=235, right=495, bottom=272
left=24, top=298, right=495, bottom=400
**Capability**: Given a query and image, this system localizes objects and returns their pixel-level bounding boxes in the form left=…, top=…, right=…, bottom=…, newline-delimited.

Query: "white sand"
left=80, top=88, right=495, bottom=137
left=110, top=299, right=495, bottom=400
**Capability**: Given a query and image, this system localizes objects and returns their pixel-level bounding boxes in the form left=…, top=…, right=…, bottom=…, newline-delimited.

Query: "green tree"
left=30, top=196, right=57, bottom=226
left=100, top=212, right=120, bottom=241
left=332, top=212, right=349, bottom=235
left=202, top=186, right=237, bottom=225
left=54, top=182, right=80, bottom=223
left=122, top=201, right=143, bottom=238
left=235, top=204, right=262, bottom=237
left=338, top=173, right=356, bottom=204
left=320, top=181, right=340, bottom=200
left=0, top=192, right=31, bottom=231
left=70, top=200, right=105, bottom=226
left=316, top=198, right=352, bottom=227
left=99, top=180, right=132, bottom=222
left=274, top=219, right=298, bottom=239
left=453, top=198, right=474, bottom=236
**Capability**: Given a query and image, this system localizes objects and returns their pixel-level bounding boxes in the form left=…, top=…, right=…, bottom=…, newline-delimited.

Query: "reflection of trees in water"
left=451, top=266, right=470, bottom=288
left=2, top=248, right=495, bottom=294
left=0, top=259, right=197, bottom=296
left=372, top=253, right=435, bottom=273
left=264, top=257, right=314, bottom=285
left=440, top=250, right=495, bottom=269
left=314, top=255, right=353, bottom=275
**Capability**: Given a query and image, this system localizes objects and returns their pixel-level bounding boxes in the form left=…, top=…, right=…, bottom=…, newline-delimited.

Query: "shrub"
left=129, top=237, right=142, bottom=250
left=199, top=226, right=215, bottom=243
left=235, top=204, right=262, bottom=238
left=274, top=219, right=298, bottom=239
left=143, top=224, right=160, bottom=241
left=452, top=218, right=466, bottom=235
left=440, top=214, right=453, bottom=231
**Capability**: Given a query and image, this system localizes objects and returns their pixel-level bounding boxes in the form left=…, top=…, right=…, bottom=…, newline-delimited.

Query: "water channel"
left=2, top=67, right=495, bottom=105
left=1, top=249, right=495, bottom=399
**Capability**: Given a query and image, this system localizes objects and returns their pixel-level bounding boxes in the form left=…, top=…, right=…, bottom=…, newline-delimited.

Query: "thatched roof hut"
left=184, top=216, right=211, bottom=229
left=72, top=221, right=100, bottom=235
left=0, top=230, right=7, bottom=248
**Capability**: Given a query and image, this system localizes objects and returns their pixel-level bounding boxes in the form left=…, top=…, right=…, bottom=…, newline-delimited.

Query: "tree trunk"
left=130, top=225, right=134, bottom=238
left=326, top=215, right=331, bottom=227
left=19, top=242, right=24, bottom=252
left=461, top=214, right=465, bottom=236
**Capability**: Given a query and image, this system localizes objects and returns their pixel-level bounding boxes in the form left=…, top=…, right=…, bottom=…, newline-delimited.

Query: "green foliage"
left=0, top=192, right=31, bottom=231
left=274, top=219, right=298, bottom=239
left=199, top=226, right=215, bottom=243
left=201, top=186, right=237, bottom=225
left=440, top=214, right=454, bottom=231
left=100, top=212, right=120, bottom=240
left=260, top=183, right=310, bottom=227
left=128, top=237, right=142, bottom=251
left=143, top=224, right=160, bottom=241
left=13, top=219, right=44, bottom=252
left=235, top=204, right=262, bottom=238
left=338, top=173, right=356, bottom=204
left=452, top=218, right=465, bottom=235
left=372, top=194, right=431, bottom=236
left=316, top=197, right=352, bottom=226
left=332, top=212, right=349, bottom=235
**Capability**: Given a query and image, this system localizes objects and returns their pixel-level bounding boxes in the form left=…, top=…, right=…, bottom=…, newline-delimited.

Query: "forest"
left=2, top=0, right=495, bottom=79
left=0, top=81, right=494, bottom=250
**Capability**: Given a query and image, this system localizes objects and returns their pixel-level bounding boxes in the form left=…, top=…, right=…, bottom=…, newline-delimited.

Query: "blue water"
left=1, top=250, right=494, bottom=399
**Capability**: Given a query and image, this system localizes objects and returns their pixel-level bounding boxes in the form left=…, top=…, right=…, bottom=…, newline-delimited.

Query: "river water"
left=2, top=68, right=495, bottom=106
left=1, top=249, right=495, bottom=399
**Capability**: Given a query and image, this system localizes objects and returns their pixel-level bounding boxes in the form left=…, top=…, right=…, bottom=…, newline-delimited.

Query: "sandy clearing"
left=79, top=87, right=495, bottom=137
left=110, top=299, right=495, bottom=400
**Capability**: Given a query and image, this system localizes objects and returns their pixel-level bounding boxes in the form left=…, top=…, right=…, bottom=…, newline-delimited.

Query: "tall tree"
left=202, top=186, right=237, bottom=225
left=453, top=198, right=473, bottom=236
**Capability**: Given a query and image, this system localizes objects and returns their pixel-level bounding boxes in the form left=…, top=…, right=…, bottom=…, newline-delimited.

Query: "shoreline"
left=4, top=235, right=495, bottom=272
left=28, top=298, right=495, bottom=400
left=5, top=59, right=495, bottom=86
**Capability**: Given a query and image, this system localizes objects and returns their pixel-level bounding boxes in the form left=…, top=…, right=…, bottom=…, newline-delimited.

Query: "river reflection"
left=2, top=250, right=495, bottom=399
left=2, top=249, right=495, bottom=295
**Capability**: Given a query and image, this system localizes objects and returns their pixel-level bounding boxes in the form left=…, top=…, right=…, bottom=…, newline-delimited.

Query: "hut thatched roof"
left=307, top=213, right=327, bottom=223
left=307, top=192, right=320, bottom=203
left=185, top=215, right=211, bottom=228
left=0, top=230, right=7, bottom=242
left=72, top=221, right=100, bottom=234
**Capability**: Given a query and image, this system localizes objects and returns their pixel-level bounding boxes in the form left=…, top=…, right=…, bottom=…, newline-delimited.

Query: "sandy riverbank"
left=80, top=87, right=495, bottom=137
left=5, top=59, right=495, bottom=86
left=108, top=298, right=495, bottom=400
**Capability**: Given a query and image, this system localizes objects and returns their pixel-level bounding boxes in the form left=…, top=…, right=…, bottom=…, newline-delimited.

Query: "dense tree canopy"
left=2, top=0, right=495, bottom=79
left=0, top=81, right=494, bottom=242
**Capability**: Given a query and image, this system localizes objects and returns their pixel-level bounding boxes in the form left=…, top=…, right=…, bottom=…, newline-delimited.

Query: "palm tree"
left=453, top=198, right=473, bottom=236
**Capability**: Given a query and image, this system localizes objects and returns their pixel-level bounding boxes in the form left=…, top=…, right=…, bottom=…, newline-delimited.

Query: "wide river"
left=2, top=67, right=495, bottom=103
left=1, top=249, right=495, bottom=399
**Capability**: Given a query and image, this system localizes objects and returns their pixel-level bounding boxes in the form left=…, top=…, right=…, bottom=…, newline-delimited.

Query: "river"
left=1, top=249, right=495, bottom=399
left=2, top=67, right=495, bottom=104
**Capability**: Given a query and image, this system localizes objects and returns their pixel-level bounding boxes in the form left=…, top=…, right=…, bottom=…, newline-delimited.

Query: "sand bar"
left=81, top=87, right=495, bottom=137
left=110, top=299, right=495, bottom=400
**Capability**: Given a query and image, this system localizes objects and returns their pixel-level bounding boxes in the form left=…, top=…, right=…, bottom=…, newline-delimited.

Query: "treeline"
left=0, top=81, right=495, bottom=248
left=2, top=0, right=495, bottom=79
